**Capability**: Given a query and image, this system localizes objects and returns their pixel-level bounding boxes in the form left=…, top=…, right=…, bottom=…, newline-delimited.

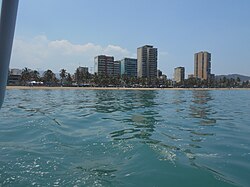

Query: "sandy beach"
left=6, top=86, right=250, bottom=91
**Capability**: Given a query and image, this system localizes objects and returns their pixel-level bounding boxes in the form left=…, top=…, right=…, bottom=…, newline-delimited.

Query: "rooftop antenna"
left=0, top=0, right=19, bottom=108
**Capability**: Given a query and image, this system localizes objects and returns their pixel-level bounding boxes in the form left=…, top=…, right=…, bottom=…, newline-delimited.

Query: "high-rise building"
left=94, top=55, right=121, bottom=77
left=120, top=58, right=137, bottom=77
left=113, top=61, right=121, bottom=77
left=137, top=45, right=157, bottom=78
left=94, top=55, right=114, bottom=76
left=194, top=51, right=211, bottom=80
left=174, top=67, right=185, bottom=83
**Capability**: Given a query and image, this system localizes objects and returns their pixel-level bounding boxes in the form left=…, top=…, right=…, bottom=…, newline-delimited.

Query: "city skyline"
left=5, top=0, right=250, bottom=77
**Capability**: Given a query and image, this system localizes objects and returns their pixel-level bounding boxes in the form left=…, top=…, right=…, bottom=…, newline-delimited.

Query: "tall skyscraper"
left=174, top=67, right=185, bottom=83
left=194, top=51, right=211, bottom=80
left=137, top=45, right=157, bottom=78
left=120, top=58, right=137, bottom=77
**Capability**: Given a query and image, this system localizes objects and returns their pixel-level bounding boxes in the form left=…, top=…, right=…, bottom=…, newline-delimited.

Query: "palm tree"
left=75, top=68, right=81, bottom=85
left=222, top=76, right=228, bottom=87
left=60, top=69, right=67, bottom=86
left=42, top=69, right=57, bottom=86
left=245, top=80, right=250, bottom=88
left=20, top=67, right=31, bottom=85
left=236, top=77, right=241, bottom=87
left=31, top=70, right=40, bottom=82
left=66, top=73, right=72, bottom=86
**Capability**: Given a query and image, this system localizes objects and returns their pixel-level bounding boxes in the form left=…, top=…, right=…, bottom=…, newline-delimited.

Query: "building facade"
left=77, top=66, right=89, bottom=74
left=94, top=55, right=121, bottom=77
left=113, top=61, right=121, bottom=77
left=137, top=45, right=157, bottom=79
left=174, top=67, right=185, bottom=83
left=94, top=55, right=115, bottom=76
left=194, top=51, right=211, bottom=80
left=8, top=68, right=22, bottom=85
left=120, top=58, right=137, bottom=77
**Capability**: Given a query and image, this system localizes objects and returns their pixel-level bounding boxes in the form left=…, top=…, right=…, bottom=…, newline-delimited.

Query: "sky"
left=4, top=0, right=250, bottom=77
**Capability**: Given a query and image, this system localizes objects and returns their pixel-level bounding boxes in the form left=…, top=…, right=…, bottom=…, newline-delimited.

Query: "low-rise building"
left=8, top=68, right=22, bottom=85
left=77, top=66, right=89, bottom=74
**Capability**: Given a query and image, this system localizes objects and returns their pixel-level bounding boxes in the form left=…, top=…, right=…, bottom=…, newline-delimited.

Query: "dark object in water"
left=0, top=0, right=19, bottom=108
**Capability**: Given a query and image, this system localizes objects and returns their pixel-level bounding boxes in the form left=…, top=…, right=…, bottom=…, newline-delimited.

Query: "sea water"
left=0, top=89, right=249, bottom=187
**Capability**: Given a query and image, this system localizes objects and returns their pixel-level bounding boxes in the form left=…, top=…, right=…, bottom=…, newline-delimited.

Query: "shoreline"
left=6, top=86, right=250, bottom=91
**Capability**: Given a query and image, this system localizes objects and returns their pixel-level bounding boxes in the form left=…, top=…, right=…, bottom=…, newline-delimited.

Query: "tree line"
left=12, top=68, right=72, bottom=86
left=11, top=67, right=170, bottom=87
left=178, top=76, right=250, bottom=88
left=9, top=67, right=250, bottom=88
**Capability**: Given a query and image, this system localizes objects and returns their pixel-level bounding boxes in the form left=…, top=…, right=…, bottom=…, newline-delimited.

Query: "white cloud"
left=11, top=35, right=133, bottom=74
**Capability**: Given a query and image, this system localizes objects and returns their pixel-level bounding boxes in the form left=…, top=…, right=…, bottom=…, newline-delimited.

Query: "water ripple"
left=1, top=90, right=250, bottom=186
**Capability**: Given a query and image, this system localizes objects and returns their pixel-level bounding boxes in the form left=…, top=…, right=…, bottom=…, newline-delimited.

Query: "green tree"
left=66, top=73, right=72, bottom=85
left=60, top=69, right=67, bottom=85
left=236, top=77, right=241, bottom=83
left=75, top=69, right=82, bottom=84
left=184, top=77, right=198, bottom=88
left=31, top=70, right=40, bottom=82
left=20, top=67, right=32, bottom=85
left=93, top=73, right=99, bottom=85
left=245, top=80, right=250, bottom=88
left=42, top=69, right=57, bottom=85
left=221, top=76, right=228, bottom=87
left=236, top=77, right=241, bottom=87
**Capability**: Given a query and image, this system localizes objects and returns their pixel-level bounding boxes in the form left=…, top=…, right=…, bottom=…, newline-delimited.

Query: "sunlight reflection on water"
left=0, top=89, right=249, bottom=186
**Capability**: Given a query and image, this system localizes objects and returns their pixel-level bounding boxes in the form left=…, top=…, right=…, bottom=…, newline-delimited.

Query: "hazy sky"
left=5, top=0, right=250, bottom=77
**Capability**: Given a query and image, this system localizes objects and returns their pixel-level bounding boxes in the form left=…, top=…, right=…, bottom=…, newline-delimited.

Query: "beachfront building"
left=8, top=68, right=22, bottom=85
left=120, top=58, right=137, bottom=77
left=194, top=51, right=211, bottom=80
left=94, top=55, right=115, bottom=76
left=94, top=55, right=121, bottom=77
left=77, top=66, right=89, bottom=74
left=137, top=45, right=158, bottom=79
left=113, top=61, right=121, bottom=77
left=174, top=67, right=185, bottom=83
